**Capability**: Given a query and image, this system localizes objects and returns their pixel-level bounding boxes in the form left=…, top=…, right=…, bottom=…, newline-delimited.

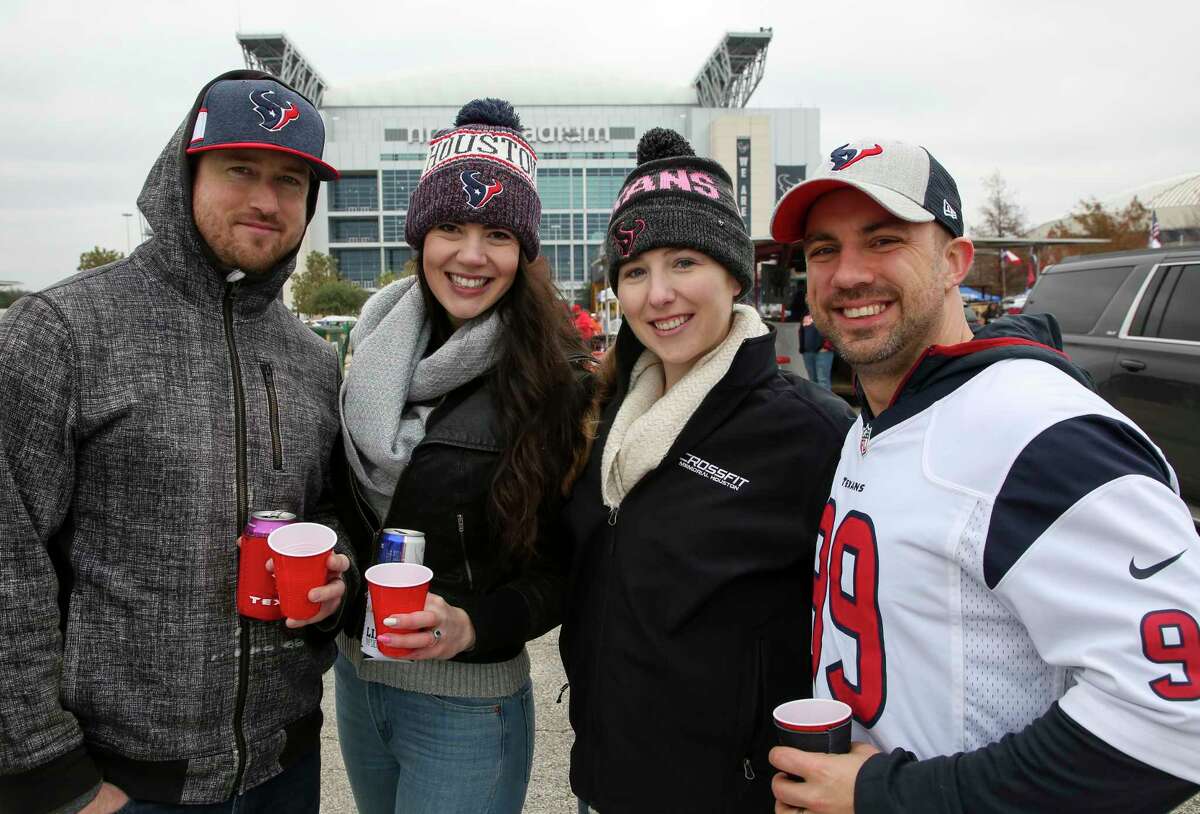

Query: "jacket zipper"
left=259, top=363, right=283, bottom=470
left=457, top=513, right=475, bottom=589
left=222, top=273, right=251, bottom=795
left=588, top=503, right=619, bottom=794
left=741, top=638, right=765, bottom=782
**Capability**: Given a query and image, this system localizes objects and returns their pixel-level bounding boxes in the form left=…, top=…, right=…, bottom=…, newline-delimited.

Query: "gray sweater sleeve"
left=0, top=295, right=104, bottom=813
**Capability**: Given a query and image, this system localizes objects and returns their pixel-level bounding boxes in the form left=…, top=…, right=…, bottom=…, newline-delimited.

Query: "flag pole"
left=999, top=247, right=1007, bottom=300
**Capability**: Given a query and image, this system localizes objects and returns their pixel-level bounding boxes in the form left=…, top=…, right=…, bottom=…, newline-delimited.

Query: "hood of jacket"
left=861, top=313, right=1095, bottom=433
left=135, top=69, right=323, bottom=316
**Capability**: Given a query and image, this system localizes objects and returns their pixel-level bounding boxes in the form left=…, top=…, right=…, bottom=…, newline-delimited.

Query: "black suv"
left=1023, top=246, right=1200, bottom=523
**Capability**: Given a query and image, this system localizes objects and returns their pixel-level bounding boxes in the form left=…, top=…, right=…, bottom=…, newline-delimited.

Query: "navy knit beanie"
left=405, top=99, right=540, bottom=260
left=605, top=128, right=753, bottom=298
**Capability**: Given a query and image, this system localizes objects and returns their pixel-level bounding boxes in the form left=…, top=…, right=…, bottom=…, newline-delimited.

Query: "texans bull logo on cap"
left=830, top=143, right=883, bottom=171
left=461, top=170, right=504, bottom=209
left=613, top=218, right=646, bottom=258
left=250, top=89, right=300, bottom=132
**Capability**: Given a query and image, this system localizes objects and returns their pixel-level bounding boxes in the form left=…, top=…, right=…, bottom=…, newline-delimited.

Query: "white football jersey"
left=813, top=357, right=1200, bottom=783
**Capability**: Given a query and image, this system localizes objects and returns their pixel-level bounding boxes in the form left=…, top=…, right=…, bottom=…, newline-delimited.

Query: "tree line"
left=972, top=173, right=1159, bottom=295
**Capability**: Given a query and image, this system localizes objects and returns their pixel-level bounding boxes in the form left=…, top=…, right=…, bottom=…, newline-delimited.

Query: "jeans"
left=334, top=653, right=534, bottom=814
left=115, top=750, right=318, bottom=813
left=803, top=350, right=835, bottom=390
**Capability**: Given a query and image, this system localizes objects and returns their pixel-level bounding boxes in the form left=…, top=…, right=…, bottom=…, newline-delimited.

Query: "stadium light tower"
left=694, top=28, right=773, bottom=109
left=237, top=33, right=327, bottom=107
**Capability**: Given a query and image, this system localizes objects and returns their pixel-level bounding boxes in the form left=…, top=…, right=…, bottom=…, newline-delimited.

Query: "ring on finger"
left=432, top=628, right=443, bottom=641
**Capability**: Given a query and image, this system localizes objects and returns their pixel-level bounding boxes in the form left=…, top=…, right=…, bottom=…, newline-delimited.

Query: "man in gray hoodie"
left=0, top=70, right=354, bottom=814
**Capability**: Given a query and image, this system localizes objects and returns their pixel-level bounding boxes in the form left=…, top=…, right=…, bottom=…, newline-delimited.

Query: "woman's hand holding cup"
left=379, top=593, right=477, bottom=660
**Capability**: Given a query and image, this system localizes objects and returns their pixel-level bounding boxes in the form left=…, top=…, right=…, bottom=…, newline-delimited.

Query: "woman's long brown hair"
left=415, top=252, right=593, bottom=561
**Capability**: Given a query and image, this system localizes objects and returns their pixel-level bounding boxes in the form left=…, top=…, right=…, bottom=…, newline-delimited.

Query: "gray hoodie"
left=0, top=70, right=347, bottom=812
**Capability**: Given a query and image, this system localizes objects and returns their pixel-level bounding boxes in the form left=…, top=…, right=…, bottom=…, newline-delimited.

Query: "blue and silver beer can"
left=377, top=528, right=426, bottom=565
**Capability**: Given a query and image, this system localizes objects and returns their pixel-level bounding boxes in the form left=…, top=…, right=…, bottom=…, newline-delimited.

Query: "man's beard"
left=813, top=273, right=945, bottom=378
left=208, top=229, right=295, bottom=275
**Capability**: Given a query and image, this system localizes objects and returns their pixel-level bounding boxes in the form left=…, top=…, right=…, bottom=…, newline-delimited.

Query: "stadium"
left=237, top=31, right=820, bottom=305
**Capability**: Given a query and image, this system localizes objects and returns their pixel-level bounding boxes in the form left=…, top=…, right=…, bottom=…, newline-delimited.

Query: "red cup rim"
left=267, top=522, right=336, bottom=557
left=774, top=715, right=852, bottom=733
left=366, top=562, right=433, bottom=588
left=772, top=699, right=853, bottom=732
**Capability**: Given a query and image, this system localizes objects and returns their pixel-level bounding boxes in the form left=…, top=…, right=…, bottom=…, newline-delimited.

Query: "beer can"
left=238, top=510, right=297, bottom=621
left=377, top=528, right=425, bottom=565
left=247, top=510, right=298, bottom=539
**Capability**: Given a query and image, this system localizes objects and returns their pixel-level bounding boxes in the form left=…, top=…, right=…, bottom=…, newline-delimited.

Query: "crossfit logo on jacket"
left=678, top=453, right=749, bottom=491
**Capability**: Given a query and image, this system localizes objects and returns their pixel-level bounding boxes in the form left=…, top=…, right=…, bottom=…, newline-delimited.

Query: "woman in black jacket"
left=560, top=129, right=855, bottom=813
left=332, top=99, right=591, bottom=814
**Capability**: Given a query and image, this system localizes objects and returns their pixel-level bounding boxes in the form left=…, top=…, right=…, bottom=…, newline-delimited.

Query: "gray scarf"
left=341, top=276, right=502, bottom=520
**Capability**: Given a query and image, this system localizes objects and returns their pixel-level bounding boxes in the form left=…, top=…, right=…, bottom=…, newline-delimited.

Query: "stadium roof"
left=1031, top=171, right=1200, bottom=236
left=237, top=33, right=327, bottom=106
left=694, top=29, right=772, bottom=108
left=322, top=72, right=698, bottom=108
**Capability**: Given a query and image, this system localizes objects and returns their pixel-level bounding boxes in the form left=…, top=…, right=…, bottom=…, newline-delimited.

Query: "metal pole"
left=122, top=212, right=133, bottom=255
left=999, top=247, right=1007, bottom=300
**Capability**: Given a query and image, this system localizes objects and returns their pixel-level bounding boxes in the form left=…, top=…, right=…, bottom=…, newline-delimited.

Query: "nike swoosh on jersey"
left=1129, top=551, right=1185, bottom=580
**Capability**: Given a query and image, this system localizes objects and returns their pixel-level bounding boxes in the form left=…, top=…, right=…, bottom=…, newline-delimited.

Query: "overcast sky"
left=2, top=0, right=1197, bottom=290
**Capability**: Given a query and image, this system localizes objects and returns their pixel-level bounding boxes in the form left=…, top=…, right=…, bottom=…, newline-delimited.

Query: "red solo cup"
left=773, top=698, right=853, bottom=757
left=365, top=563, right=433, bottom=658
left=267, top=522, right=337, bottom=621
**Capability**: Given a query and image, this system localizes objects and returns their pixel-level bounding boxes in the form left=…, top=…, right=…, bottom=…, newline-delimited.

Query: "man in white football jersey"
left=766, top=141, right=1200, bottom=813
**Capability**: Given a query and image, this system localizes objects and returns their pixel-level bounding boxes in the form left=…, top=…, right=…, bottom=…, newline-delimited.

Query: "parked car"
left=1000, top=291, right=1029, bottom=314
left=1022, top=246, right=1200, bottom=524
left=309, top=315, right=357, bottom=330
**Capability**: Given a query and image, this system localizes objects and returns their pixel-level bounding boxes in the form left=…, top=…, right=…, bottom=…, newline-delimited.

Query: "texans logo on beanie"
left=461, top=170, right=504, bottom=209
left=614, top=218, right=646, bottom=257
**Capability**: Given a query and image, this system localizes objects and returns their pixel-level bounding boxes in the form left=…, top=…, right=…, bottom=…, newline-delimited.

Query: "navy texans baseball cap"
left=186, top=77, right=338, bottom=181
left=770, top=140, right=962, bottom=243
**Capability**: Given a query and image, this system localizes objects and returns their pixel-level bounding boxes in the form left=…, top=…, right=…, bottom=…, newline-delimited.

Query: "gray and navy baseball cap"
left=770, top=140, right=962, bottom=243
left=185, top=77, right=338, bottom=181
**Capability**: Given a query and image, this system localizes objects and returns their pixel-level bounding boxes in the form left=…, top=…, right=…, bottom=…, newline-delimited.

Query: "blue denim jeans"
left=334, top=654, right=534, bottom=814
left=803, top=350, right=835, bottom=390
left=115, top=750, right=318, bottom=813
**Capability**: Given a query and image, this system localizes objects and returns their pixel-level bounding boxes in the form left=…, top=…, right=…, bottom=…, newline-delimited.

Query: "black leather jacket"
left=334, top=373, right=565, bottom=663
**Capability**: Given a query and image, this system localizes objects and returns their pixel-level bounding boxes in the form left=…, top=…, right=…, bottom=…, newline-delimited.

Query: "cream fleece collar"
left=600, top=304, right=767, bottom=509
